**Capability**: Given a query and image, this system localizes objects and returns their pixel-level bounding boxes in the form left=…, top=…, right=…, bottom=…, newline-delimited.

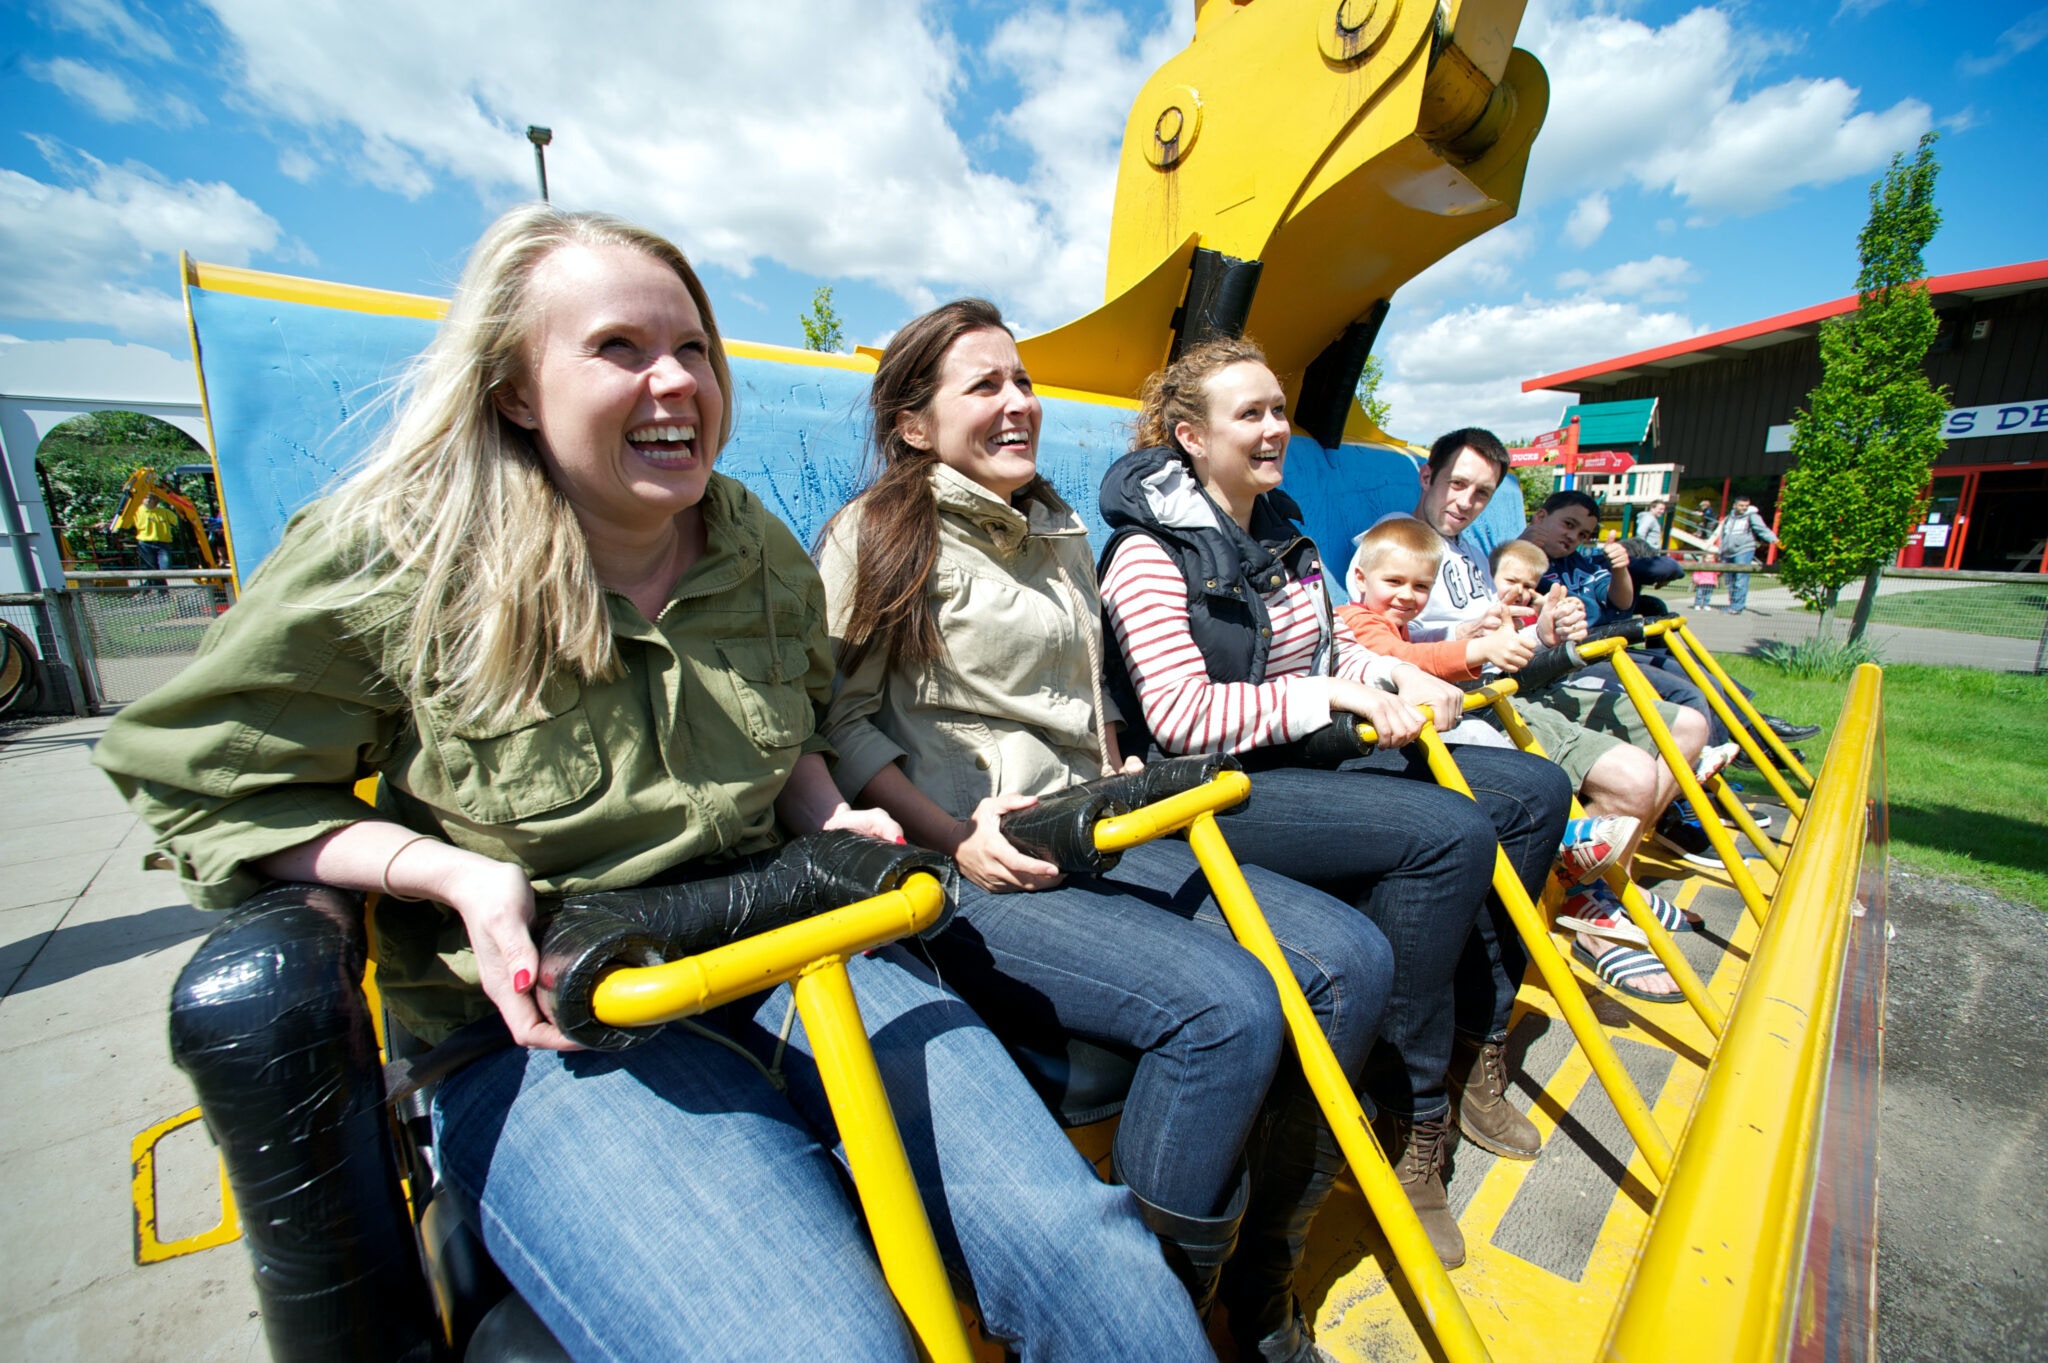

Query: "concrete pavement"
left=0, top=714, right=263, bottom=1362
left=1674, top=580, right=2043, bottom=672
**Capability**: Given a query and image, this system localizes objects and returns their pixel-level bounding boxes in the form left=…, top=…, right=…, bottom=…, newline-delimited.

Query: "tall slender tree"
left=799, top=285, right=847, bottom=353
left=1777, top=132, right=1946, bottom=641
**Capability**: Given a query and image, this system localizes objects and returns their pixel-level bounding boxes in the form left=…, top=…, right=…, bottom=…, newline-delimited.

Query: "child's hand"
left=1453, top=604, right=1507, bottom=640
left=1496, top=582, right=1534, bottom=608
left=1471, top=628, right=1535, bottom=672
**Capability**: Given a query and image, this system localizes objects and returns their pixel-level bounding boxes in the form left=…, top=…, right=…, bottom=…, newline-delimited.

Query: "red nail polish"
left=894, top=835, right=907, bottom=845
left=513, top=968, right=532, bottom=993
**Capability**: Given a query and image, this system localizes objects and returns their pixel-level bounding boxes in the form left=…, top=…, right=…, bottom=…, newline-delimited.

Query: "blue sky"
left=3, top=0, right=2043, bottom=439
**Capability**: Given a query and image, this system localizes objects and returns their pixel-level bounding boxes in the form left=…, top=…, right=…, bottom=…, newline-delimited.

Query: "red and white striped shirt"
left=1100, top=535, right=1393, bottom=756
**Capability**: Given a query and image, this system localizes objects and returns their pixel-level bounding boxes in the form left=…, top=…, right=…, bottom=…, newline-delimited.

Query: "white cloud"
left=199, top=0, right=1188, bottom=332
left=25, top=55, right=200, bottom=128
left=0, top=143, right=286, bottom=342
left=1520, top=3, right=1933, bottom=216
left=1380, top=295, right=1702, bottom=441
left=29, top=57, right=140, bottom=121
left=46, top=0, right=175, bottom=60
left=1960, top=8, right=2048, bottom=76
left=1555, top=254, right=1693, bottom=301
left=1561, top=191, right=1611, bottom=248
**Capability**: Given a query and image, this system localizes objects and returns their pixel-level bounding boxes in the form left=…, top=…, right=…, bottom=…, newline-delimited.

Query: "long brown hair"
left=833, top=298, right=1045, bottom=674
left=1131, top=335, right=1270, bottom=455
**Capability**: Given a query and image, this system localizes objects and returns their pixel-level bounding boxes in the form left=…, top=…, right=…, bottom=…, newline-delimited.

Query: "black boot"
left=1116, top=1154, right=1250, bottom=1317
left=1219, top=1089, right=1346, bottom=1363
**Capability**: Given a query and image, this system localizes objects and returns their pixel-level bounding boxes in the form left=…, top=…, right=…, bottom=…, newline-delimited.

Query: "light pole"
left=526, top=125, right=553, bottom=201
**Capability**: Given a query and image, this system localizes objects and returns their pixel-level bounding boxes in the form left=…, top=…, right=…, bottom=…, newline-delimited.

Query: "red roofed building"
left=1524, top=260, right=2048, bottom=573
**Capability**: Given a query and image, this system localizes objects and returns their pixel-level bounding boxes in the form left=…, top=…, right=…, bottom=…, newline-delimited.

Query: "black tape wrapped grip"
left=168, top=883, right=440, bottom=1363
left=1296, top=718, right=1378, bottom=768
left=999, top=754, right=1245, bottom=874
left=537, top=831, right=954, bottom=1050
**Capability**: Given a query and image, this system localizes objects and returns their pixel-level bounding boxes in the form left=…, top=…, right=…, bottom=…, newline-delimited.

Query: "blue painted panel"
left=190, top=287, right=1525, bottom=596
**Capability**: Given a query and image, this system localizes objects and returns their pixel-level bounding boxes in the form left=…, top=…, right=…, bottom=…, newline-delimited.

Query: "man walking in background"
left=133, top=495, right=178, bottom=573
left=1714, top=494, right=1777, bottom=615
left=1633, top=498, right=1668, bottom=547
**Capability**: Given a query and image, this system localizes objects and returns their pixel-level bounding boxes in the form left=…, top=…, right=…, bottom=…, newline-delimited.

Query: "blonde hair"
left=1131, top=335, right=1272, bottom=453
left=1490, top=538, right=1549, bottom=580
left=1353, top=516, right=1444, bottom=578
left=325, top=204, right=733, bottom=730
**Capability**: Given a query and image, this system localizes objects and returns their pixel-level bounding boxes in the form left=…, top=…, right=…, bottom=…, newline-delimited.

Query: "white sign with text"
left=1767, top=397, right=2048, bottom=451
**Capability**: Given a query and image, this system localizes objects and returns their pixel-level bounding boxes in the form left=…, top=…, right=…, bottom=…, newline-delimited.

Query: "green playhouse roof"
left=1561, top=397, right=1659, bottom=450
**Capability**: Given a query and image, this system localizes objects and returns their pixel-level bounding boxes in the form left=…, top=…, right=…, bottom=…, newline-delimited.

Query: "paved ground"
left=1679, top=579, right=2042, bottom=672
left=1, top=714, right=2041, bottom=1359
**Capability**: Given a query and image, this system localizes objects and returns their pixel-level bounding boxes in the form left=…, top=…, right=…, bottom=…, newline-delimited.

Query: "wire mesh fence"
left=72, top=582, right=231, bottom=705
left=1681, top=565, right=2048, bottom=673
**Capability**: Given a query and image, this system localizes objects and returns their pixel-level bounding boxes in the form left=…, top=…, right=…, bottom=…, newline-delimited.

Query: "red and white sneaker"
left=1554, top=815, right=1640, bottom=888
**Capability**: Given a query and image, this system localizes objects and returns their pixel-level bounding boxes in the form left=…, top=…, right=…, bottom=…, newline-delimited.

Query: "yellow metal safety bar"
left=1647, top=620, right=1807, bottom=822
left=1343, top=705, right=1680, bottom=1189
left=1676, top=620, right=1816, bottom=790
left=589, top=874, right=974, bottom=1363
left=1094, top=773, right=1495, bottom=1363
left=1573, top=638, right=1774, bottom=925
left=1469, top=684, right=1728, bottom=1039
left=1602, top=664, right=1884, bottom=1361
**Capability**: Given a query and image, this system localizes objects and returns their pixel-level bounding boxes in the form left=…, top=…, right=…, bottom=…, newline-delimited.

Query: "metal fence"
left=64, top=571, right=234, bottom=706
left=1679, top=563, right=2048, bottom=673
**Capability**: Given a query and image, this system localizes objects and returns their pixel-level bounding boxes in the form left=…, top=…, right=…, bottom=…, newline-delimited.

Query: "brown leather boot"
left=1370, top=1109, right=1464, bottom=1267
left=1448, top=1035, right=1541, bottom=1160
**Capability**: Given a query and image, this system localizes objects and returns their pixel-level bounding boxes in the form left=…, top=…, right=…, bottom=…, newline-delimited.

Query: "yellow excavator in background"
left=105, top=463, right=227, bottom=571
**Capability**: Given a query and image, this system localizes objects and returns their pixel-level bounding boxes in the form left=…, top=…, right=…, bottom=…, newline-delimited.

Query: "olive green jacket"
left=819, top=463, right=1116, bottom=819
left=94, top=474, right=832, bottom=1043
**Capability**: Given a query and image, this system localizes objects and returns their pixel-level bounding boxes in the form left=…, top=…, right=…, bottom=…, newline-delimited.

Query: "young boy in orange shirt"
left=1338, top=518, right=1643, bottom=931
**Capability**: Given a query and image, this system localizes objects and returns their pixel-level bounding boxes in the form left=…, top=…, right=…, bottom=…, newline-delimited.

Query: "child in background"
left=1338, top=519, right=1638, bottom=890
left=1489, top=539, right=1549, bottom=631
left=1690, top=556, right=1718, bottom=611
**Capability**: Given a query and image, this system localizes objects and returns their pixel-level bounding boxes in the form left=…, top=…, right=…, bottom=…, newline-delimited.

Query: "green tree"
left=34, top=410, right=206, bottom=564
left=799, top=285, right=847, bottom=353
left=1354, top=352, right=1392, bottom=430
left=1777, top=133, right=1946, bottom=642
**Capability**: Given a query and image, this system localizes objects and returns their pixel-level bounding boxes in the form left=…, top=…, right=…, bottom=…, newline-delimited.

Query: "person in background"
left=1690, top=556, right=1719, bottom=610
left=1713, top=494, right=1777, bottom=615
left=1633, top=498, right=1668, bottom=545
left=134, top=494, right=179, bottom=572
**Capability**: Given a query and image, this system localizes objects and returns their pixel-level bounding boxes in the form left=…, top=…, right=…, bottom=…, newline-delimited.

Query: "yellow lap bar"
left=1661, top=629, right=1807, bottom=819
left=1678, top=622, right=1816, bottom=788
left=591, top=874, right=948, bottom=1028
left=792, top=959, right=975, bottom=1363
left=1183, top=811, right=1493, bottom=1363
left=1094, top=771, right=1254, bottom=850
left=1413, top=724, right=1674, bottom=1184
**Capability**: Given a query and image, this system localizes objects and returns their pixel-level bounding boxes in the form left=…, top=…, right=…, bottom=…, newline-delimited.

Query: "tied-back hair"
left=834, top=298, right=1047, bottom=676
left=324, top=203, right=734, bottom=731
left=1130, top=335, right=1270, bottom=455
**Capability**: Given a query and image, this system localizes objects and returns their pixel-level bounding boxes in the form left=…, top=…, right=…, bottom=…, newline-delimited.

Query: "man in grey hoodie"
left=1715, top=494, right=1777, bottom=614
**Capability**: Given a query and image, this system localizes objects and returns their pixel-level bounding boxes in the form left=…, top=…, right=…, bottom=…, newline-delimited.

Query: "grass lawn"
left=1719, top=656, right=2048, bottom=909
left=1864, top=581, right=2048, bottom=641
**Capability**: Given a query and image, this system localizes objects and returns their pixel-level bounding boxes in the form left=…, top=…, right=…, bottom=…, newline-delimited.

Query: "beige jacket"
left=820, top=463, right=1117, bottom=819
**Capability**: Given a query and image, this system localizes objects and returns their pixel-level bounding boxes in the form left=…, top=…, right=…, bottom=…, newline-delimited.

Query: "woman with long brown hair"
left=820, top=298, right=1393, bottom=1362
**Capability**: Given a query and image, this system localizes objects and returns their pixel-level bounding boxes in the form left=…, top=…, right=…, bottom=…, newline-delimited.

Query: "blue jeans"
left=139, top=541, right=174, bottom=571
left=1727, top=547, right=1757, bottom=611
left=927, top=839, right=1391, bottom=1218
left=433, top=946, right=1209, bottom=1362
left=1206, top=745, right=1568, bottom=1119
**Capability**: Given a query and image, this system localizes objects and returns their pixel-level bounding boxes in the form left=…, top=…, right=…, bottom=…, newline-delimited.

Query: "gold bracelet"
left=379, top=834, right=438, bottom=902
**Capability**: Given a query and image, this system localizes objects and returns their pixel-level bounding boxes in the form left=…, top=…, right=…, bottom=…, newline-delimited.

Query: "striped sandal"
left=1572, top=941, right=1685, bottom=1004
left=1555, top=886, right=1648, bottom=948
left=1553, top=814, right=1640, bottom=887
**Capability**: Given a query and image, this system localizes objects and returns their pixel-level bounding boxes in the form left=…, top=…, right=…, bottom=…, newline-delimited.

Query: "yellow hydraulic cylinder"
left=1677, top=622, right=1816, bottom=788
left=1579, top=641, right=1772, bottom=925
left=1096, top=774, right=1493, bottom=1363
left=589, top=874, right=973, bottom=1363
left=1654, top=623, right=1806, bottom=820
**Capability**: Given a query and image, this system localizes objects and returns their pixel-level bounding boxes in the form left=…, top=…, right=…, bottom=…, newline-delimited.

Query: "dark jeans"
left=927, top=839, right=1392, bottom=1219
left=138, top=541, right=174, bottom=571
left=1210, top=744, right=1569, bottom=1119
